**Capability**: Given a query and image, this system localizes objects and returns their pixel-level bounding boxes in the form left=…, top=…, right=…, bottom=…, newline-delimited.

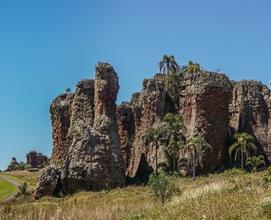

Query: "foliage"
left=246, top=155, right=266, bottom=172
left=259, top=197, right=271, bottom=217
left=145, top=127, right=167, bottom=174
left=1, top=171, right=270, bottom=220
left=148, top=171, right=180, bottom=205
left=162, top=113, right=185, bottom=173
left=229, top=132, right=257, bottom=170
left=262, top=166, right=271, bottom=187
left=18, top=182, right=28, bottom=196
left=159, top=55, right=180, bottom=99
left=183, top=136, right=211, bottom=180
left=187, top=61, right=201, bottom=74
left=159, top=55, right=179, bottom=76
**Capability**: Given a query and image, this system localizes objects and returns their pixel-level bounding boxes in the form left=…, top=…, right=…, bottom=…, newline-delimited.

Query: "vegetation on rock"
left=229, top=132, right=257, bottom=170
left=183, top=137, right=211, bottom=180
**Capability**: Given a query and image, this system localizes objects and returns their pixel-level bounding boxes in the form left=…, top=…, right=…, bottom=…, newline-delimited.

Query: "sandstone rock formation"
left=26, top=151, right=48, bottom=169
left=117, top=75, right=175, bottom=179
left=50, top=93, right=74, bottom=164
left=6, top=157, right=19, bottom=171
left=35, top=61, right=271, bottom=198
left=179, top=72, right=233, bottom=173
left=35, top=63, right=125, bottom=199
left=229, top=80, right=271, bottom=161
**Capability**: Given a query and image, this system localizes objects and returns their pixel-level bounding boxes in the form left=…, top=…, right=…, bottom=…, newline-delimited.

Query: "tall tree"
left=162, top=113, right=186, bottom=173
left=159, top=55, right=179, bottom=76
left=229, top=132, right=257, bottom=170
left=183, top=137, right=211, bottom=180
left=145, top=127, right=166, bottom=174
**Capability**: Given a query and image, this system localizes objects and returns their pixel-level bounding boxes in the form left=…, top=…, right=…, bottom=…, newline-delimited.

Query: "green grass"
left=2, top=171, right=39, bottom=187
left=0, top=178, right=17, bottom=200
left=0, top=169, right=271, bottom=220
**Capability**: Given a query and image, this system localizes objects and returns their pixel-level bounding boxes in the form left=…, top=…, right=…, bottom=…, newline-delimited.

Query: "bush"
left=148, top=171, right=180, bottom=205
left=18, top=182, right=28, bottom=196
left=259, top=197, right=271, bottom=217
left=262, top=166, right=271, bottom=188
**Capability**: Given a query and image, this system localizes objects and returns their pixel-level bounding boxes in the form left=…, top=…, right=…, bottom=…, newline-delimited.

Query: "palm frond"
left=229, top=143, right=239, bottom=156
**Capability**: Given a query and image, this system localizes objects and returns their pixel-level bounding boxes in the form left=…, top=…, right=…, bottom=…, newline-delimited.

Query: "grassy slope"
left=2, top=171, right=39, bottom=187
left=0, top=169, right=271, bottom=220
left=0, top=178, right=17, bottom=200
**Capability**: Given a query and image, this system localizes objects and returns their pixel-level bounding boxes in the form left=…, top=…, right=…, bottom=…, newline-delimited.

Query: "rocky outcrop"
left=50, top=93, right=74, bottom=164
left=35, top=63, right=125, bottom=199
left=229, top=80, right=271, bottom=160
left=35, top=61, right=271, bottom=198
left=6, top=157, right=19, bottom=171
left=34, top=166, right=62, bottom=198
left=26, top=151, right=48, bottom=169
left=179, top=72, right=233, bottom=173
left=117, top=75, right=175, bottom=178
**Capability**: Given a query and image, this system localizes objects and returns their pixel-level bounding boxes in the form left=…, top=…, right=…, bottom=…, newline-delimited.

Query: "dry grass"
left=0, top=169, right=271, bottom=220
left=2, top=171, right=39, bottom=187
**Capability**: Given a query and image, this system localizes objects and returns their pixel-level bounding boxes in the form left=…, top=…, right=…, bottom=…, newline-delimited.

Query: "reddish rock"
left=117, top=75, right=173, bottom=178
left=35, top=63, right=125, bottom=198
left=6, top=157, right=19, bottom=171
left=26, top=151, right=48, bottom=169
left=179, top=72, right=233, bottom=173
left=50, top=93, right=74, bottom=164
left=117, top=103, right=135, bottom=169
left=229, top=80, right=271, bottom=160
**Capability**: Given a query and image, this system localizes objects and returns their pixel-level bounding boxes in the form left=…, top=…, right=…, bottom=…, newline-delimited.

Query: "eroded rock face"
left=117, top=76, right=174, bottom=178
left=36, top=61, right=271, bottom=198
left=50, top=93, right=74, bottom=164
left=229, top=81, right=271, bottom=160
left=6, top=157, right=19, bottom=171
left=117, top=103, right=135, bottom=169
left=34, top=166, right=62, bottom=199
left=26, top=151, right=48, bottom=169
left=179, top=72, right=233, bottom=173
left=35, top=63, right=125, bottom=198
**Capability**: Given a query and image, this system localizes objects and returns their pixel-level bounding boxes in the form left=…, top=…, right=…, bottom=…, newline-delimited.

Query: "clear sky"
left=0, top=0, right=270, bottom=170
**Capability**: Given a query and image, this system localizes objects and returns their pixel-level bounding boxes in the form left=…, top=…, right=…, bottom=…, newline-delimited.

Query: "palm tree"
left=246, top=155, right=266, bottom=172
left=162, top=113, right=186, bottom=173
left=145, top=127, right=166, bottom=174
left=183, top=137, right=211, bottom=180
left=229, top=132, right=257, bottom=170
left=159, top=55, right=179, bottom=76
left=187, top=61, right=201, bottom=74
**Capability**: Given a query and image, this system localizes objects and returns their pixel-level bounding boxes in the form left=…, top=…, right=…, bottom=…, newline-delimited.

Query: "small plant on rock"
left=229, top=132, right=257, bottom=170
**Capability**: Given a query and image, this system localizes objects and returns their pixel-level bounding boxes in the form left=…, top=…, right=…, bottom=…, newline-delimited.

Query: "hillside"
left=0, top=177, right=17, bottom=201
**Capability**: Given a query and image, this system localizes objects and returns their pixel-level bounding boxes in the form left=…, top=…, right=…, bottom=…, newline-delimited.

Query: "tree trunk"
left=193, top=148, right=196, bottom=181
left=155, top=141, right=158, bottom=175
left=241, top=148, right=244, bottom=170
left=173, top=155, right=176, bottom=173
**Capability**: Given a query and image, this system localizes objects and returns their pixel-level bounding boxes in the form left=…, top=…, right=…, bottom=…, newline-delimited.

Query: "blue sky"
left=0, top=0, right=270, bottom=170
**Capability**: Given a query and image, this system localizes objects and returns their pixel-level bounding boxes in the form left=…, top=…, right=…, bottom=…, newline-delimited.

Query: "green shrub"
left=259, top=197, right=271, bottom=217
left=18, top=182, right=28, bottom=196
left=148, top=171, right=180, bottom=205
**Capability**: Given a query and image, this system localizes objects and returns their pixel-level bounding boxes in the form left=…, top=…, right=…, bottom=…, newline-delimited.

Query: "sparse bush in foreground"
left=18, top=182, right=28, bottom=196
left=148, top=171, right=180, bottom=205
left=259, top=197, right=271, bottom=217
